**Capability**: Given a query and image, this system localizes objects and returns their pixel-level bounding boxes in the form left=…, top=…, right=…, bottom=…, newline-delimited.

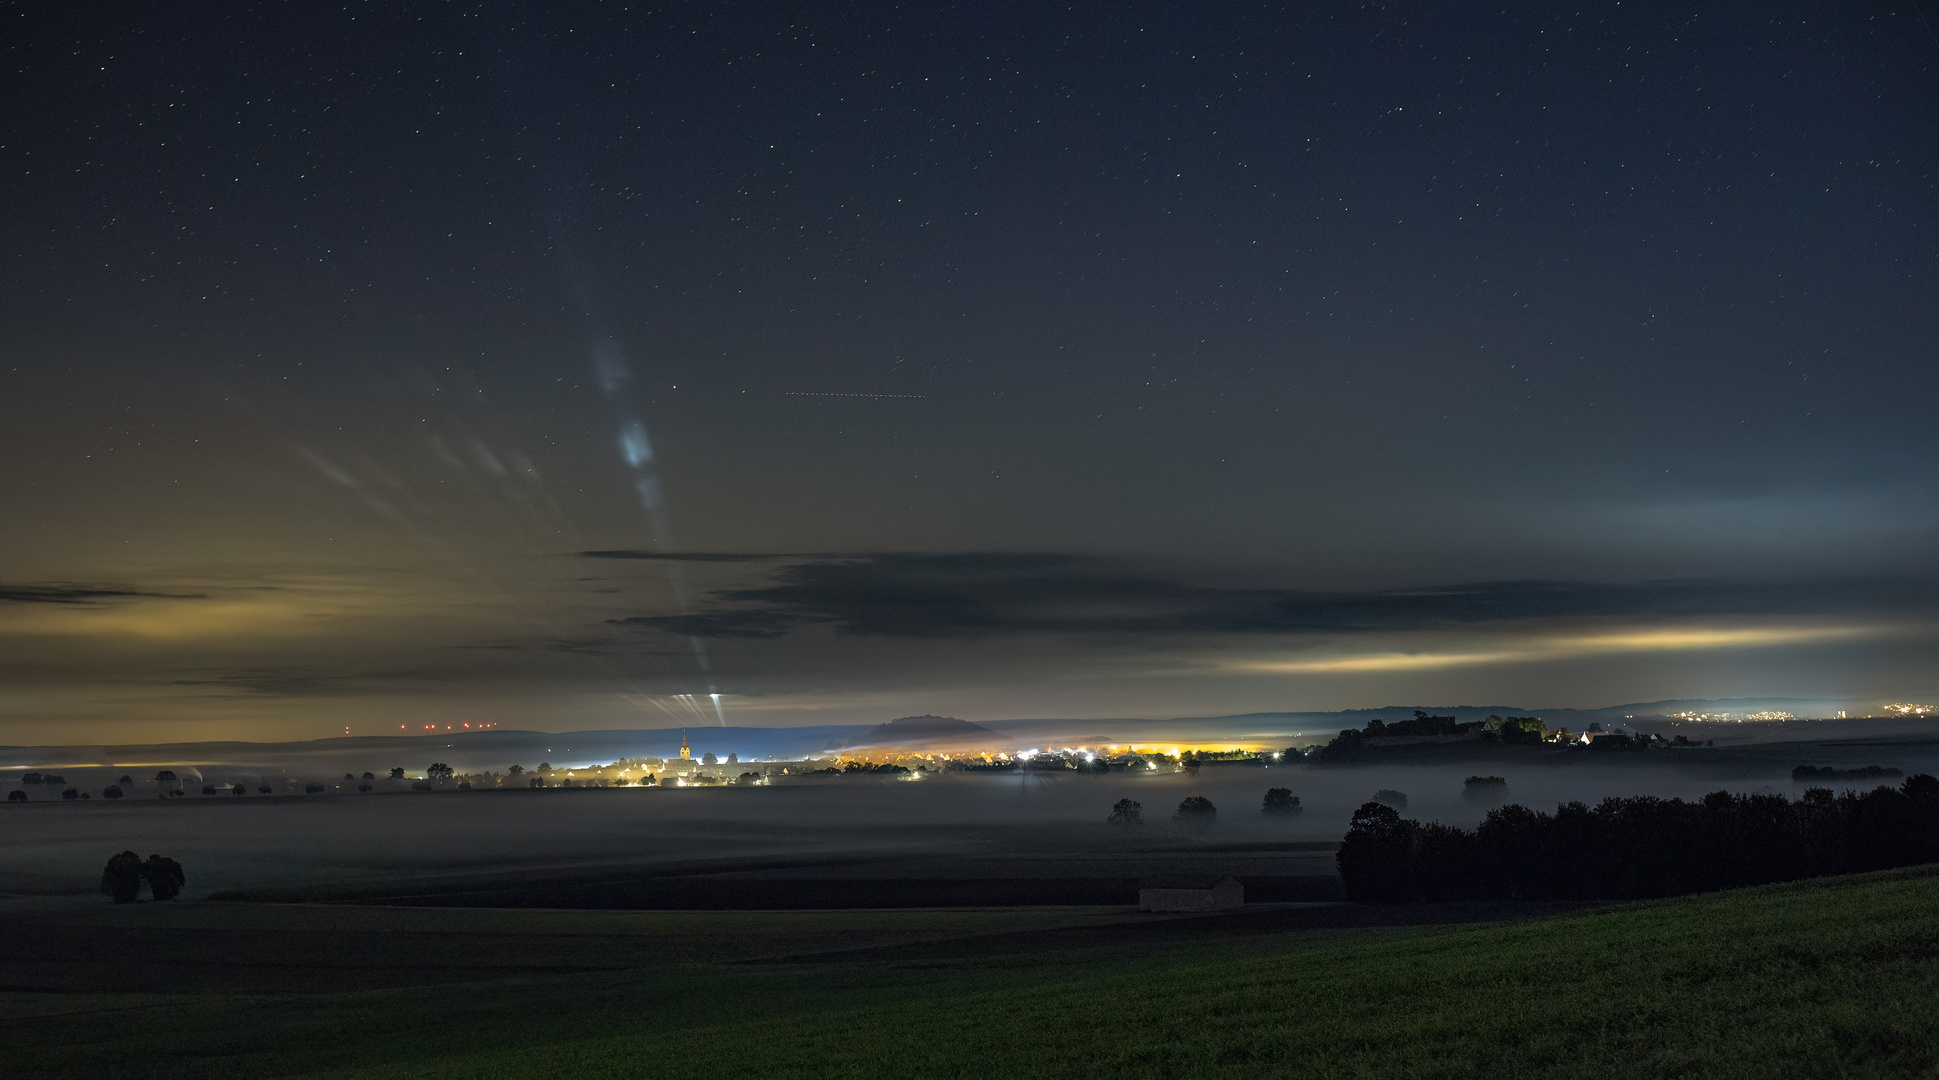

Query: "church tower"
left=679, top=730, right=691, bottom=760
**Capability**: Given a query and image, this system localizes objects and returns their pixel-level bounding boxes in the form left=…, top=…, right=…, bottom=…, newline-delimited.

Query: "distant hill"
left=0, top=725, right=875, bottom=777
left=854, top=714, right=996, bottom=747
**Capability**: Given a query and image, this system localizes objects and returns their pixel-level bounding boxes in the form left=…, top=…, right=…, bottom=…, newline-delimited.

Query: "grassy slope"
left=18, top=868, right=1939, bottom=1079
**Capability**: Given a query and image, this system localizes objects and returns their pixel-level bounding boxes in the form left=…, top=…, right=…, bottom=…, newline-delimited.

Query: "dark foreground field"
left=9, top=865, right=1939, bottom=1079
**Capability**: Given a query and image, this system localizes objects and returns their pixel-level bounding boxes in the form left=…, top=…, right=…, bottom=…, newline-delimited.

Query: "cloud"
left=579, top=551, right=785, bottom=562
left=1231, top=624, right=1884, bottom=674
left=608, top=610, right=822, bottom=639
left=599, top=553, right=1939, bottom=641
left=0, top=584, right=205, bottom=605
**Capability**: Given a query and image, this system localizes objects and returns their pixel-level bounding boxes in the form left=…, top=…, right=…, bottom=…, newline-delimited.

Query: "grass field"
left=12, top=866, right=1939, bottom=1078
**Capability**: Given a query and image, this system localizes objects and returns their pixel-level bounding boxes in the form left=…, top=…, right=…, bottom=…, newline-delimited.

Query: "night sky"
left=4, top=2, right=1937, bottom=743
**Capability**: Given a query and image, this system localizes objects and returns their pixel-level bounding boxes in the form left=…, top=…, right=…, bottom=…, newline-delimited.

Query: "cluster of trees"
left=1338, top=776, right=1939, bottom=902
left=1107, top=790, right=1304, bottom=827
left=1793, top=764, right=1902, bottom=782
left=1462, top=776, right=1509, bottom=804
left=1313, top=712, right=1552, bottom=763
left=841, top=761, right=913, bottom=774
left=99, top=851, right=185, bottom=903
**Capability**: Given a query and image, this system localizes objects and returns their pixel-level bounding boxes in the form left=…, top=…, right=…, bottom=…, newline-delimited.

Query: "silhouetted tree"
left=258, top=785, right=272, bottom=794
left=142, top=855, right=185, bottom=901
left=427, top=763, right=454, bottom=781
left=362, top=772, right=375, bottom=780
left=1262, top=788, right=1302, bottom=815
left=1337, top=802, right=1419, bottom=902
left=101, top=851, right=143, bottom=903
left=201, top=785, right=217, bottom=796
left=389, top=767, right=405, bottom=780
left=702, top=753, right=718, bottom=766
left=1173, top=796, right=1217, bottom=831
left=118, top=775, right=133, bottom=786
left=103, top=785, right=124, bottom=799
left=154, top=770, right=176, bottom=784
left=62, top=788, right=79, bottom=801
left=6, top=790, right=23, bottom=802
left=232, top=783, right=246, bottom=796
left=304, top=782, right=325, bottom=794
left=1108, top=798, right=1144, bottom=826
left=508, top=765, right=525, bottom=777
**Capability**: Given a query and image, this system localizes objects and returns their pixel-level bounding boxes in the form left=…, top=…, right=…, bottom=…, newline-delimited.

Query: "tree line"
left=1338, top=776, right=1939, bottom=902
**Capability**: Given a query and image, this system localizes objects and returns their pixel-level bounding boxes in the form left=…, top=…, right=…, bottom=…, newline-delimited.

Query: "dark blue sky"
left=3, top=2, right=1936, bottom=740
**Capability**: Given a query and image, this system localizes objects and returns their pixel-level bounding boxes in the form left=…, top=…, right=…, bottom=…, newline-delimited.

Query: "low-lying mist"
left=14, top=738, right=1938, bottom=903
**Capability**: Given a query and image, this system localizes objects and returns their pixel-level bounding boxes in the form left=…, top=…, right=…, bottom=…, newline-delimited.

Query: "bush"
left=103, top=785, right=123, bottom=799
left=231, top=784, right=246, bottom=796
left=257, top=785, right=272, bottom=794
left=6, top=790, right=24, bottom=802
left=1262, top=788, right=1302, bottom=815
left=303, top=783, right=325, bottom=794
left=1108, top=798, right=1143, bottom=826
left=1173, top=796, right=1217, bottom=830
left=201, top=785, right=218, bottom=796
left=61, top=788, right=79, bottom=801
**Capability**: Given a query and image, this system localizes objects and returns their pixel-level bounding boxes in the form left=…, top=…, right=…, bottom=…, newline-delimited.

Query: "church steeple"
left=679, top=730, right=691, bottom=760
